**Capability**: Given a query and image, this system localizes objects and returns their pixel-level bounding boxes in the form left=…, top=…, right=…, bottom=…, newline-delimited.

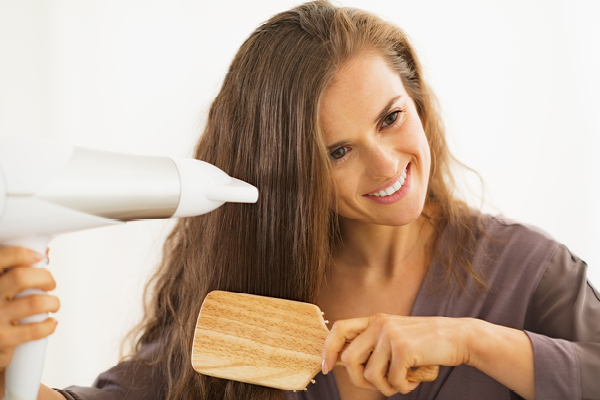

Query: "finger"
left=0, top=317, right=58, bottom=348
left=388, top=357, right=421, bottom=394
left=0, top=294, right=60, bottom=324
left=338, top=323, right=383, bottom=390
left=340, top=342, right=376, bottom=390
left=0, top=247, right=44, bottom=270
left=362, top=341, right=398, bottom=396
left=0, top=268, right=57, bottom=303
left=322, top=315, right=378, bottom=374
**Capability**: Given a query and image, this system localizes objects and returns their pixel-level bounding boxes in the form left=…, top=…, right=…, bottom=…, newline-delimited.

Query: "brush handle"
left=404, top=365, right=439, bottom=382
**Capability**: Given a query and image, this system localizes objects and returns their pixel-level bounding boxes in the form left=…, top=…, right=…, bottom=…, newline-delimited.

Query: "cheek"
left=422, top=136, right=432, bottom=176
left=329, top=170, right=359, bottom=209
left=329, top=172, right=342, bottom=209
left=408, top=120, right=431, bottom=175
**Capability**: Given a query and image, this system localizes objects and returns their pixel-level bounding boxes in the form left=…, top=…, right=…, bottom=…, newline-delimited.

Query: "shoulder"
left=424, top=212, right=568, bottom=323
left=432, top=211, right=564, bottom=292
left=476, top=213, right=560, bottom=262
left=481, top=213, right=556, bottom=245
left=467, top=213, right=563, bottom=295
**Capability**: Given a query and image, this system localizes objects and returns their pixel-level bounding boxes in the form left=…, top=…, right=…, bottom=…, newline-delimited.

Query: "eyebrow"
left=374, top=95, right=402, bottom=124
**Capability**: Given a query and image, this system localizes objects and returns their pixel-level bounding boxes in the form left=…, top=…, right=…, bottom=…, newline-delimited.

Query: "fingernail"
left=322, top=359, right=329, bottom=375
left=30, top=250, right=44, bottom=261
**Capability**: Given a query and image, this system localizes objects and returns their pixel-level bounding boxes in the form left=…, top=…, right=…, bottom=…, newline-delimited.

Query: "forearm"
left=465, top=318, right=535, bottom=400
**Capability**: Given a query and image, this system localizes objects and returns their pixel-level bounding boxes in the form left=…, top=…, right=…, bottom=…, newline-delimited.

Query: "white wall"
left=0, top=0, right=598, bottom=390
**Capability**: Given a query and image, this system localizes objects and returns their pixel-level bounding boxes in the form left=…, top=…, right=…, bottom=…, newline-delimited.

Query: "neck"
left=333, top=213, right=434, bottom=278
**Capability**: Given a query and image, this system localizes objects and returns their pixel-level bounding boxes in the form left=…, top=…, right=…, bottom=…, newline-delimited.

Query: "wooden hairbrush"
left=191, top=290, right=439, bottom=390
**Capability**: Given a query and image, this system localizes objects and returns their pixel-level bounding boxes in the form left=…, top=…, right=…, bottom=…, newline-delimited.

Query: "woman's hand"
left=321, top=314, right=535, bottom=399
left=321, top=314, right=472, bottom=396
left=0, top=246, right=60, bottom=372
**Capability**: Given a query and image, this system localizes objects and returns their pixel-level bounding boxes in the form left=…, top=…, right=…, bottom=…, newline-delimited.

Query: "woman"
left=1, top=1, right=598, bottom=399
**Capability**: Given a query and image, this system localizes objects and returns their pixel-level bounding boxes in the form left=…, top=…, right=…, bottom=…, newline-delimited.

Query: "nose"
left=364, top=143, right=398, bottom=179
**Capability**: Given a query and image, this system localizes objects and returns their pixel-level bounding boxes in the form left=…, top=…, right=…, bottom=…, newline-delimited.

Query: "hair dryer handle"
left=3, top=236, right=51, bottom=400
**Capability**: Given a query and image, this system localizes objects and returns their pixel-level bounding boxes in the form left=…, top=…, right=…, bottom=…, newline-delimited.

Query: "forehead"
left=320, top=52, right=408, bottom=140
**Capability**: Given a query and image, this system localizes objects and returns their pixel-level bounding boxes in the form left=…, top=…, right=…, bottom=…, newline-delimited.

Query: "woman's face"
left=320, top=52, right=431, bottom=226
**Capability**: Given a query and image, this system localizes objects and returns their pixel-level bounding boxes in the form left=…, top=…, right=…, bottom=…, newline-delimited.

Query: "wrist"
left=459, top=317, right=487, bottom=368
left=456, top=319, right=535, bottom=399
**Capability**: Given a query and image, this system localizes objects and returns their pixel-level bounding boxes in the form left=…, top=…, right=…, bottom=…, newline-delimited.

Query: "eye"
left=381, top=111, right=399, bottom=127
left=329, top=146, right=348, bottom=160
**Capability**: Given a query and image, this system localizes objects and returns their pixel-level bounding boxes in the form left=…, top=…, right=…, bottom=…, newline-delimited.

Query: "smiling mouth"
left=367, top=165, right=408, bottom=197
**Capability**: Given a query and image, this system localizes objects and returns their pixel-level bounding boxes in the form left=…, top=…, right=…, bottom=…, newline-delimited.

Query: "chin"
left=382, top=210, right=423, bottom=226
left=343, top=202, right=425, bottom=226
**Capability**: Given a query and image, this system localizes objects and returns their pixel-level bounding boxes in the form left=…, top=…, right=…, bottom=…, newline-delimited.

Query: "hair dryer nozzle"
left=171, top=158, right=258, bottom=218
left=206, top=178, right=259, bottom=204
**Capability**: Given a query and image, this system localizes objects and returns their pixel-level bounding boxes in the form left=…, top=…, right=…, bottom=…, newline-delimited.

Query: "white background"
left=0, top=0, right=598, bottom=390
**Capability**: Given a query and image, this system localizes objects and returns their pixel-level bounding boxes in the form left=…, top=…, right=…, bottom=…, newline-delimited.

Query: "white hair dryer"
left=0, top=137, right=258, bottom=400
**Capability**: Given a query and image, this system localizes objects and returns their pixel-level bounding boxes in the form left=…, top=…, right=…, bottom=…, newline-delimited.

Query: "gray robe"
left=58, top=216, right=600, bottom=399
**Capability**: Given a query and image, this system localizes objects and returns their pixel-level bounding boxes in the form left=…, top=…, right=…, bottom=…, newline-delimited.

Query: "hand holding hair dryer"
left=0, top=137, right=259, bottom=400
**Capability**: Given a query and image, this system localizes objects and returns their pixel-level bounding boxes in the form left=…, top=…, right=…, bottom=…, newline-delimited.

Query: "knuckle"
left=27, top=295, right=46, bottom=313
left=380, top=385, right=397, bottom=397
left=8, top=268, right=32, bottom=291
left=389, top=376, right=408, bottom=393
left=340, top=349, right=352, bottom=365
left=330, top=319, right=344, bottom=332
left=388, top=375, right=402, bottom=388
left=363, top=367, right=377, bottom=382
left=28, top=322, right=46, bottom=340
left=372, top=313, right=390, bottom=326
left=7, top=268, right=23, bottom=289
left=340, top=348, right=359, bottom=365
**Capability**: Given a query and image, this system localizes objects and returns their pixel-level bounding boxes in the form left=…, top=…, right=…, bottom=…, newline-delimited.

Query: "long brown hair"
left=130, top=1, right=485, bottom=399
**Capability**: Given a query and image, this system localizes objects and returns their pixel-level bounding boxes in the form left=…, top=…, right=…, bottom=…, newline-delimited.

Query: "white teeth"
left=369, top=167, right=408, bottom=197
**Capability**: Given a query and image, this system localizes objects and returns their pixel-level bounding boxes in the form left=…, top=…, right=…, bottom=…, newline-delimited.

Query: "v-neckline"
left=324, top=257, right=442, bottom=400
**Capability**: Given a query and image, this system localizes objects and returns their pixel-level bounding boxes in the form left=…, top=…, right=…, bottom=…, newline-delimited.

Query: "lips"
left=362, top=163, right=412, bottom=205
left=366, top=164, right=409, bottom=197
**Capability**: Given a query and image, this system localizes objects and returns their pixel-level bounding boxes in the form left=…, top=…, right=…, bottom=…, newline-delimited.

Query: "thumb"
left=322, top=314, right=381, bottom=373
